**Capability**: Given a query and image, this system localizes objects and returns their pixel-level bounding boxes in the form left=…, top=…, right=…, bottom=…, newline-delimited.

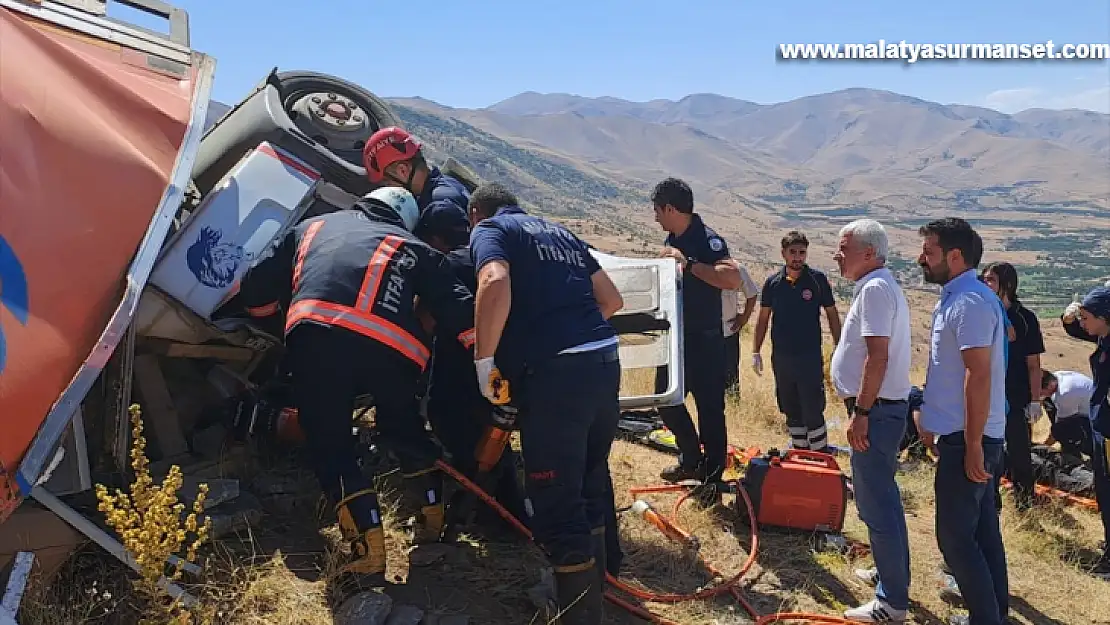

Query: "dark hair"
left=1040, top=369, right=1057, bottom=389
left=918, top=218, right=983, bottom=269
left=981, top=261, right=1019, bottom=302
left=651, top=177, right=694, bottom=213
left=468, top=182, right=519, bottom=218
left=781, top=230, right=809, bottom=249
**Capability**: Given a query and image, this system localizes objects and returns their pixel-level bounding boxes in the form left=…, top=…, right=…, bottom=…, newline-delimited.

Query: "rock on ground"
left=335, top=590, right=393, bottom=625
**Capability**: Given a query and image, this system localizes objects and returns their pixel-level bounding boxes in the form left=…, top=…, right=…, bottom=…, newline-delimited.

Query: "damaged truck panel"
left=0, top=0, right=214, bottom=522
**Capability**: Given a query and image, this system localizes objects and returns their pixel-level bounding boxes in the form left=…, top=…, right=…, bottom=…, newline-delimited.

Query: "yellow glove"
left=475, top=357, right=511, bottom=405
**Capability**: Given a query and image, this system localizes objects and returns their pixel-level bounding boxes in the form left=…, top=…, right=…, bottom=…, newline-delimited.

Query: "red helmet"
left=363, top=127, right=423, bottom=184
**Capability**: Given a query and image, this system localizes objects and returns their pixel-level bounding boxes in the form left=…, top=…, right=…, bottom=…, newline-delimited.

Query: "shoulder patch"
left=709, top=237, right=724, bottom=252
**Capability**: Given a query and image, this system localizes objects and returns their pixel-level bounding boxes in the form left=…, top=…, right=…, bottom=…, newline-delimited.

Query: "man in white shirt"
left=829, top=219, right=913, bottom=623
left=722, top=262, right=760, bottom=394
left=1038, top=370, right=1096, bottom=454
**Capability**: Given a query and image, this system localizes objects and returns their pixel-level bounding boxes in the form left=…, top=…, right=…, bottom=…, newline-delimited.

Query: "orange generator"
left=740, top=448, right=849, bottom=533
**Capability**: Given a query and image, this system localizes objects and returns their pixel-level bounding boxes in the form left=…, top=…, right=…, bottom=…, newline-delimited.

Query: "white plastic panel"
left=591, top=250, right=684, bottom=409
left=150, top=141, right=320, bottom=320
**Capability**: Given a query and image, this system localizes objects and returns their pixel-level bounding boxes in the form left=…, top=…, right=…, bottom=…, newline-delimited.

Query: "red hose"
left=434, top=459, right=861, bottom=624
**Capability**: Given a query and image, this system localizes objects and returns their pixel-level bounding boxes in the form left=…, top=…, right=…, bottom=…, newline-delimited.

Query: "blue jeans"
left=935, top=434, right=1008, bottom=625
left=850, top=401, right=910, bottom=609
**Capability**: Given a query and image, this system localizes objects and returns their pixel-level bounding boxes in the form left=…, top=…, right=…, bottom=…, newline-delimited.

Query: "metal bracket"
left=1, top=0, right=191, bottom=63
left=0, top=552, right=34, bottom=625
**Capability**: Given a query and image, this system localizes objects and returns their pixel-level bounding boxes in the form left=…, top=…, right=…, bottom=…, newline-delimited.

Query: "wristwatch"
left=853, top=404, right=871, bottom=417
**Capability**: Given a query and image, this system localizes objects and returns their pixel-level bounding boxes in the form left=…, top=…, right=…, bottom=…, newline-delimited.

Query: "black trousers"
left=724, top=331, right=741, bottom=392
left=427, top=389, right=528, bottom=523
left=518, top=347, right=621, bottom=569
left=286, top=323, right=441, bottom=528
left=771, top=350, right=827, bottom=450
left=1052, top=416, right=1094, bottom=458
left=654, top=329, right=728, bottom=482
left=1000, top=402, right=1035, bottom=509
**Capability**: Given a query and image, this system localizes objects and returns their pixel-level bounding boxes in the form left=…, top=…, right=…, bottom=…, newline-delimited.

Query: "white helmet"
left=367, top=186, right=420, bottom=232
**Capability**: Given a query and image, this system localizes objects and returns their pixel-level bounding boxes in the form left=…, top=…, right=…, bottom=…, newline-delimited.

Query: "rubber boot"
left=406, top=468, right=445, bottom=543
left=591, top=526, right=608, bottom=621
left=554, top=561, right=602, bottom=625
left=335, top=488, right=387, bottom=590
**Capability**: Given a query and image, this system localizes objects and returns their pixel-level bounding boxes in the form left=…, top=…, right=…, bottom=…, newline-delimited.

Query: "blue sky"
left=120, top=0, right=1110, bottom=113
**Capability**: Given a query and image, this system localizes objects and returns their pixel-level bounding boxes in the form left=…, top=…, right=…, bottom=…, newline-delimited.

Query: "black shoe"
left=1091, top=554, right=1110, bottom=581
left=554, top=566, right=603, bottom=625
left=660, top=462, right=704, bottom=483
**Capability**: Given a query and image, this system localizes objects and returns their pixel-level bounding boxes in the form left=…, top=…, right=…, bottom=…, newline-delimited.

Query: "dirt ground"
left=15, top=312, right=1110, bottom=625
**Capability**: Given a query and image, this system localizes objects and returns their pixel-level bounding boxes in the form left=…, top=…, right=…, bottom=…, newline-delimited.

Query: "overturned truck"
left=0, top=0, right=686, bottom=605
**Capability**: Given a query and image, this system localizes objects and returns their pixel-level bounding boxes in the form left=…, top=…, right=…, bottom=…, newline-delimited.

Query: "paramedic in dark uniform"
left=751, top=231, right=842, bottom=453
left=650, top=177, right=742, bottom=487
left=422, top=226, right=527, bottom=526
left=234, top=187, right=477, bottom=586
left=469, top=182, right=624, bottom=625
left=363, top=126, right=471, bottom=249
left=1061, top=288, right=1110, bottom=579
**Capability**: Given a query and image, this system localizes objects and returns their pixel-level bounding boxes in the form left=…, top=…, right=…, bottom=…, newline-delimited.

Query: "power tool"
left=740, top=448, right=849, bottom=533
left=442, top=365, right=520, bottom=541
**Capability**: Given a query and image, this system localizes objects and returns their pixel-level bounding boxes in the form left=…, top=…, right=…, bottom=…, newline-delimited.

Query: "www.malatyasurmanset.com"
left=778, top=40, right=1110, bottom=63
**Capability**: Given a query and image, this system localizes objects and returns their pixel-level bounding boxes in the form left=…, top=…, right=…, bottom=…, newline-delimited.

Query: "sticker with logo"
left=802, top=289, right=813, bottom=301
left=187, top=226, right=246, bottom=289
left=709, top=237, right=724, bottom=252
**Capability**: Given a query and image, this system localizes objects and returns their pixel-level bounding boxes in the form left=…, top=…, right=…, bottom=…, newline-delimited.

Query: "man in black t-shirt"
left=981, top=262, right=1045, bottom=512
left=650, top=178, right=743, bottom=487
left=751, top=231, right=841, bottom=452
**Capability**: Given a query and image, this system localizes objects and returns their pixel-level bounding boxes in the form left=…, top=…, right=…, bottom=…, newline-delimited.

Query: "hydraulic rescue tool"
left=441, top=365, right=520, bottom=541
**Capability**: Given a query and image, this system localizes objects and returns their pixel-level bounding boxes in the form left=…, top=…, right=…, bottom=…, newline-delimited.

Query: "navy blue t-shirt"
left=761, top=265, right=835, bottom=355
left=470, top=205, right=615, bottom=378
left=665, top=213, right=730, bottom=334
left=415, top=167, right=471, bottom=247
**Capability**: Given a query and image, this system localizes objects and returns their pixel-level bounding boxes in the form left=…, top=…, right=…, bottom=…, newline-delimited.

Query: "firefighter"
left=421, top=230, right=528, bottom=528
left=363, top=126, right=471, bottom=249
left=650, top=177, right=742, bottom=488
left=235, top=186, right=477, bottom=587
left=469, top=182, right=624, bottom=625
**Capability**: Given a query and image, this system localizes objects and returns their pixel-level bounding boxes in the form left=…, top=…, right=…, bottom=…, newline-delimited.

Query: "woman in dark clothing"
left=981, top=262, right=1045, bottom=511
left=1061, top=286, right=1110, bottom=579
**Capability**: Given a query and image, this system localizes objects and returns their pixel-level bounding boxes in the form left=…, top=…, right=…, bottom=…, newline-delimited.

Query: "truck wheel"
left=273, top=71, right=403, bottom=170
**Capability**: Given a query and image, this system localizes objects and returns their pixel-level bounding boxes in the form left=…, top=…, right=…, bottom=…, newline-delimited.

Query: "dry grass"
left=17, top=326, right=1110, bottom=625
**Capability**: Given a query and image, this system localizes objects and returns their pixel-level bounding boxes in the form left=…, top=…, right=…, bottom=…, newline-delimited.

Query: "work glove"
left=1063, top=301, right=1082, bottom=323
left=1025, top=402, right=1043, bottom=423
left=751, top=353, right=763, bottom=376
left=475, top=357, right=510, bottom=405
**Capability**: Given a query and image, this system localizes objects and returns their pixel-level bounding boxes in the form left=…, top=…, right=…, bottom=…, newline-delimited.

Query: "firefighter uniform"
left=425, top=245, right=527, bottom=524
left=237, top=196, right=476, bottom=583
left=471, top=203, right=620, bottom=624
left=414, top=166, right=471, bottom=248
left=761, top=265, right=836, bottom=452
left=1063, top=288, right=1110, bottom=575
left=654, top=214, right=730, bottom=484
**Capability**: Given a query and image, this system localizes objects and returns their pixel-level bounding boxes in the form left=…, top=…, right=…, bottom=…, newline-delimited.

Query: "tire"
left=272, top=71, right=403, bottom=169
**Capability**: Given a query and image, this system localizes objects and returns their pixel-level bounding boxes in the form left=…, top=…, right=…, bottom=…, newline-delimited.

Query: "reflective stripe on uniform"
left=286, top=299, right=431, bottom=368
left=246, top=301, right=280, bottom=317
left=356, top=235, right=404, bottom=311
left=292, top=220, right=324, bottom=291
left=457, top=327, right=475, bottom=349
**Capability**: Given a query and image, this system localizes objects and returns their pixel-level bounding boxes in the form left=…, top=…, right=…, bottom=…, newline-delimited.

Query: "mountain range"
left=204, top=85, right=1110, bottom=261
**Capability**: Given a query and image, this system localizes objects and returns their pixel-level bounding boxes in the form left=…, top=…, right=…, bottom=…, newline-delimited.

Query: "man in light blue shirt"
left=917, top=218, right=1009, bottom=625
